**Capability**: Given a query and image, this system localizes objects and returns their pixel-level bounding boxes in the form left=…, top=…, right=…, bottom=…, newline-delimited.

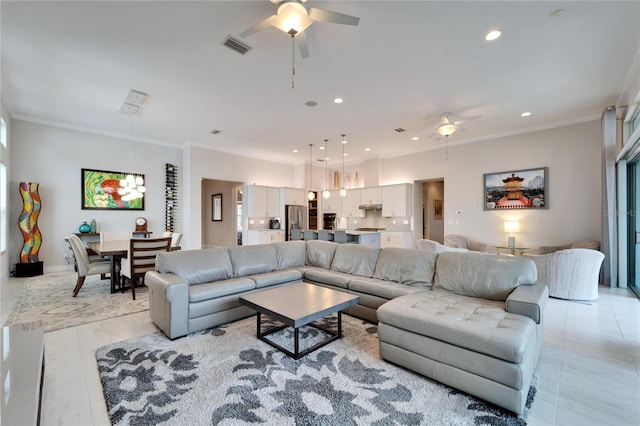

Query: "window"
left=0, top=117, right=6, bottom=148
left=0, top=164, right=6, bottom=252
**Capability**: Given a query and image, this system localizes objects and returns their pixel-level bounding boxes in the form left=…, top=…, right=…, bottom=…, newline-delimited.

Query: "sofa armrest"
left=145, top=271, right=190, bottom=339
left=506, top=283, right=549, bottom=324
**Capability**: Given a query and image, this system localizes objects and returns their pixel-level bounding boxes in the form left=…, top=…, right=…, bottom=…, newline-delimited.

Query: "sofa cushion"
left=373, top=248, right=437, bottom=287
left=306, top=240, right=338, bottom=269
left=377, top=290, right=537, bottom=363
left=228, top=244, right=278, bottom=278
left=571, top=240, right=600, bottom=250
left=348, top=277, right=425, bottom=300
left=156, top=248, right=232, bottom=285
left=250, top=269, right=303, bottom=288
left=304, top=268, right=353, bottom=289
left=331, top=244, right=380, bottom=278
left=188, top=277, right=256, bottom=303
left=272, top=241, right=306, bottom=269
left=435, top=251, right=536, bottom=301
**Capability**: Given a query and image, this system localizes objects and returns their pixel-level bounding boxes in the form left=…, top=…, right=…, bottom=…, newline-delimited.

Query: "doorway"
left=416, top=179, right=445, bottom=243
left=201, top=178, right=242, bottom=248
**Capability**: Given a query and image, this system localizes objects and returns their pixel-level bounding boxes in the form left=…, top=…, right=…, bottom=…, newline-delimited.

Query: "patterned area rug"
left=5, top=272, right=148, bottom=332
left=96, top=315, right=535, bottom=425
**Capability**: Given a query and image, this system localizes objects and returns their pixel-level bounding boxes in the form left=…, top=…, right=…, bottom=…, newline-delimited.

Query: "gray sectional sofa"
left=145, top=240, right=547, bottom=414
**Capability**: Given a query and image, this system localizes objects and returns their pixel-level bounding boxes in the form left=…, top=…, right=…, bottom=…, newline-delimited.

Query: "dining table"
left=87, top=240, right=128, bottom=293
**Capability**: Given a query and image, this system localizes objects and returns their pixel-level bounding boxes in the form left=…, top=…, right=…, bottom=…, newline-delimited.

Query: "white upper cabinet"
left=342, top=188, right=365, bottom=217
left=382, top=184, right=412, bottom=217
left=360, top=187, right=382, bottom=205
left=322, top=190, right=341, bottom=214
left=282, top=187, right=306, bottom=206
left=246, top=184, right=281, bottom=217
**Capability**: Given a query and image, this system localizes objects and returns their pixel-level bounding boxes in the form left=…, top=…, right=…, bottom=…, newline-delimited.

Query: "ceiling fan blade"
left=308, top=8, right=360, bottom=26
left=239, top=14, right=277, bottom=38
left=296, top=31, right=310, bottom=59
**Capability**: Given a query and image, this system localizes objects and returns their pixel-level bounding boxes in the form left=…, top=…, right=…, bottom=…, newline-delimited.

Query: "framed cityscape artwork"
left=81, top=168, right=145, bottom=210
left=483, top=167, right=547, bottom=210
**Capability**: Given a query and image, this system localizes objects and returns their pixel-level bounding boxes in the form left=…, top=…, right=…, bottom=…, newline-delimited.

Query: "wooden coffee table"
left=239, top=282, right=360, bottom=359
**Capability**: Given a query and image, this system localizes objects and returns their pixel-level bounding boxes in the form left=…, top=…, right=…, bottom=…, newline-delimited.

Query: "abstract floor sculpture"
left=96, top=315, right=535, bottom=425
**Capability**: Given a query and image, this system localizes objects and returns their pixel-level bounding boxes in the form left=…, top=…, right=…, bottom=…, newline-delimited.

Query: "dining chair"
left=333, top=230, right=348, bottom=243
left=162, top=231, right=183, bottom=250
left=65, top=234, right=111, bottom=297
left=100, top=231, right=132, bottom=242
left=318, top=230, right=333, bottom=241
left=304, top=230, right=317, bottom=240
left=120, top=237, right=171, bottom=300
left=291, top=229, right=302, bottom=240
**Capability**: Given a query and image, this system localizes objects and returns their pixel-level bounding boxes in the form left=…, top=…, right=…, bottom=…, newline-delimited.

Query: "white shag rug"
left=96, top=315, right=535, bottom=425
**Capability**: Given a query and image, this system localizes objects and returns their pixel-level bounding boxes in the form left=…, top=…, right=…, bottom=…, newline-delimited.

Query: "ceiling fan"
left=429, top=112, right=481, bottom=159
left=239, top=0, right=360, bottom=59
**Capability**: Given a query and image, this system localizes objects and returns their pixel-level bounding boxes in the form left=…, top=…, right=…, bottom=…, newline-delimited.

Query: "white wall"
left=9, top=120, right=182, bottom=272
left=184, top=145, right=296, bottom=250
left=384, top=120, right=602, bottom=250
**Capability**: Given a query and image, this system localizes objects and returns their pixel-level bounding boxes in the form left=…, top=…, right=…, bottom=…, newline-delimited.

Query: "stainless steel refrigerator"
left=285, top=205, right=307, bottom=241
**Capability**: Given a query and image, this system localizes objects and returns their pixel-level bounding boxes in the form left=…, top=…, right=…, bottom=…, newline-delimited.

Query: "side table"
left=495, top=246, right=529, bottom=256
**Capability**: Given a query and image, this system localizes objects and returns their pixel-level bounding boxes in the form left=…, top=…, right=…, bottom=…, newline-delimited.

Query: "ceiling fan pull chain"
left=291, top=35, right=296, bottom=89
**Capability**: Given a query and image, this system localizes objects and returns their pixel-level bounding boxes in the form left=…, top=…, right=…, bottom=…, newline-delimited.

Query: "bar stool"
left=333, top=230, right=348, bottom=243
left=318, top=230, right=333, bottom=241
left=291, top=229, right=303, bottom=240
left=304, top=230, right=317, bottom=240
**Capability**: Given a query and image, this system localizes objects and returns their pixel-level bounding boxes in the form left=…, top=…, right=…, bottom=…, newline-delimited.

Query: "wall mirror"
left=212, top=193, right=222, bottom=221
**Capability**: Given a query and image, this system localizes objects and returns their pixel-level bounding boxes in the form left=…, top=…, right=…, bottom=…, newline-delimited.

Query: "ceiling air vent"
left=223, top=36, right=251, bottom=55
left=394, top=128, right=406, bottom=133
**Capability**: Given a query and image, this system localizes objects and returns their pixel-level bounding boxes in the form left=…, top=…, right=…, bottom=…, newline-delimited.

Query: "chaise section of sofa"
left=377, top=251, right=548, bottom=415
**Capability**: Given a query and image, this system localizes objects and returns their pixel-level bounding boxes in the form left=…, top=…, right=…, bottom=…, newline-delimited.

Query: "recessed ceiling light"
left=319, top=146, right=325, bottom=150
left=334, top=98, right=343, bottom=104
left=521, top=112, right=532, bottom=117
left=343, top=153, right=348, bottom=156
left=292, top=149, right=298, bottom=153
left=305, top=100, right=318, bottom=107
left=549, top=9, right=565, bottom=18
left=485, top=30, right=501, bottom=41
left=210, top=129, right=221, bottom=135
left=412, top=137, right=420, bottom=141
left=364, top=148, right=371, bottom=152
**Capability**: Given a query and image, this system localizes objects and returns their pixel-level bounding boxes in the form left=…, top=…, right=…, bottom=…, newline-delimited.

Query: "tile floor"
left=2, top=277, right=639, bottom=425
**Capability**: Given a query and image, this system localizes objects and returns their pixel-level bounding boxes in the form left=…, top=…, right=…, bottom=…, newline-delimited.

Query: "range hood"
left=359, top=203, right=382, bottom=210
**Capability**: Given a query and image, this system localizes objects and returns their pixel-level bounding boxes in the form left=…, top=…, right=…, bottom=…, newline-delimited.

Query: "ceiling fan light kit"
left=437, top=123, right=457, bottom=137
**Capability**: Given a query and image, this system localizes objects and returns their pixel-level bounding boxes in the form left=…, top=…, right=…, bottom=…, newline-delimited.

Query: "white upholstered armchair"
left=524, top=248, right=604, bottom=301
left=444, top=234, right=495, bottom=253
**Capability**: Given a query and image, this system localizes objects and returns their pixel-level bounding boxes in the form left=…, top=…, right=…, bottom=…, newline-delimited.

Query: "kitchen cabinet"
left=246, top=185, right=280, bottom=217
left=382, top=184, right=412, bottom=217
left=245, top=230, right=285, bottom=245
left=360, top=187, right=382, bottom=205
left=282, top=187, right=306, bottom=206
left=342, top=188, right=365, bottom=217
left=322, top=190, right=341, bottom=214
left=380, top=231, right=413, bottom=248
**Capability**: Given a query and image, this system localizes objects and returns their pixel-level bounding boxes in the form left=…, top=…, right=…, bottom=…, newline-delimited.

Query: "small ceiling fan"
left=429, top=112, right=481, bottom=159
left=239, top=0, right=360, bottom=59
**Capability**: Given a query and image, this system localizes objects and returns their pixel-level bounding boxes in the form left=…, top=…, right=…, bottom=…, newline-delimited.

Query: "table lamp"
left=504, top=221, right=520, bottom=248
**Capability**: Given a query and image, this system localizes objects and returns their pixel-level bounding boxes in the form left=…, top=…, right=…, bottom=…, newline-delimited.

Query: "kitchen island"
left=307, top=230, right=381, bottom=248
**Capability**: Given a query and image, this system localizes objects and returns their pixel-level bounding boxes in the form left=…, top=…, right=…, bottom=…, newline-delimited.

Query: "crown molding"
left=10, top=114, right=181, bottom=149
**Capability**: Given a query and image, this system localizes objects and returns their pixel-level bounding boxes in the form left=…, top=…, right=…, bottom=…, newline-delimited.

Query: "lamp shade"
left=273, top=3, right=314, bottom=34
left=504, top=221, right=520, bottom=233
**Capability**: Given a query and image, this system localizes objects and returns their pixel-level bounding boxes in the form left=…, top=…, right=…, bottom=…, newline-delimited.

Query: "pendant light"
left=307, top=143, right=315, bottom=200
left=322, top=139, right=331, bottom=199
left=339, top=134, right=347, bottom=198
